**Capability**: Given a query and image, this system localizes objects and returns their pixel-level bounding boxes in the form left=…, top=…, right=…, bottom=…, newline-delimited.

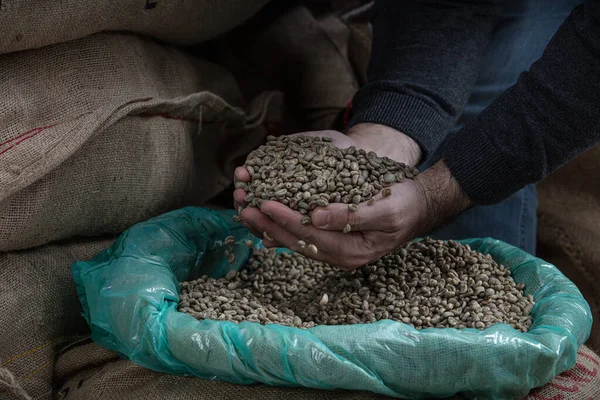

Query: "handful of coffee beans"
left=235, top=135, right=419, bottom=216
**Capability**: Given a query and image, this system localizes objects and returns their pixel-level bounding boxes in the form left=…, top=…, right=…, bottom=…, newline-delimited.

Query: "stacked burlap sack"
left=1, top=1, right=599, bottom=399
left=0, top=1, right=362, bottom=397
left=0, top=0, right=271, bottom=54
left=0, top=1, right=281, bottom=397
left=210, top=2, right=367, bottom=134
left=537, top=144, right=600, bottom=350
left=0, top=30, right=284, bottom=251
left=0, top=238, right=115, bottom=399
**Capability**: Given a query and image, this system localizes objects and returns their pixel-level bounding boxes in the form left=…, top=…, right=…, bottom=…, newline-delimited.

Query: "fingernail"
left=313, top=210, right=330, bottom=227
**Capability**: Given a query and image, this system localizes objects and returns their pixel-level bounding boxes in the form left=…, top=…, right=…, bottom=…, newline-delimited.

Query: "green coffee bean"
left=179, top=238, right=533, bottom=331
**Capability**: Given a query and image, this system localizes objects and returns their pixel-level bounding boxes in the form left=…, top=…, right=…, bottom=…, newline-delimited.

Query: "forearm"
left=348, top=0, right=502, bottom=161
left=444, top=0, right=600, bottom=205
left=415, top=159, right=475, bottom=236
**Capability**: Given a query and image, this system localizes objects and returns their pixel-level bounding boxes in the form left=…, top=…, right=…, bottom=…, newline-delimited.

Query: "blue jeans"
left=422, top=0, right=583, bottom=255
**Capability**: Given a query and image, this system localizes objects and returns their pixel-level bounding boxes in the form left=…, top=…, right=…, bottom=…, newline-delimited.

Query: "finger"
left=233, top=196, right=242, bottom=213
left=241, top=207, right=298, bottom=248
left=241, top=221, right=265, bottom=242
left=310, top=195, right=400, bottom=232
left=243, top=204, right=352, bottom=264
left=259, top=201, right=370, bottom=263
left=260, top=201, right=326, bottom=242
left=234, top=166, right=251, bottom=183
left=233, top=189, right=248, bottom=208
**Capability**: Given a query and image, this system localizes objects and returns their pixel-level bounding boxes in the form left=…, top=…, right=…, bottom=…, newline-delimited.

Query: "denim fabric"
left=425, top=0, right=584, bottom=255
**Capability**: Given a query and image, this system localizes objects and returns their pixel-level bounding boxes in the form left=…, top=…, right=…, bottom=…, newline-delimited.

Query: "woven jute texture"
left=0, top=32, right=283, bottom=251
left=0, top=0, right=271, bottom=54
left=51, top=342, right=600, bottom=400
left=537, top=144, right=600, bottom=350
left=215, top=4, right=360, bottom=134
left=0, top=368, right=31, bottom=400
left=0, top=237, right=115, bottom=400
left=523, top=345, right=600, bottom=400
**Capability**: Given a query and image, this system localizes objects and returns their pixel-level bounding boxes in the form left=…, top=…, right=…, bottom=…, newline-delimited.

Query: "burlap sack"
left=0, top=32, right=283, bottom=252
left=0, top=0, right=271, bottom=54
left=537, top=144, right=600, bottom=350
left=215, top=5, right=359, bottom=133
left=341, top=6, right=372, bottom=87
left=0, top=368, right=31, bottom=400
left=523, top=345, right=600, bottom=400
left=52, top=341, right=599, bottom=400
left=0, top=237, right=116, bottom=400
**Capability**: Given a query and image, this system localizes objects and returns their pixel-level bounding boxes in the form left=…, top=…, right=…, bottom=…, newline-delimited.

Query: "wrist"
left=415, top=159, right=474, bottom=233
left=346, top=123, right=423, bottom=166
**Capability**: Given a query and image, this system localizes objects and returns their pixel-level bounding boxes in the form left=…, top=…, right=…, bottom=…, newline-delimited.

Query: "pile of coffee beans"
left=234, top=135, right=419, bottom=217
left=178, top=238, right=534, bottom=332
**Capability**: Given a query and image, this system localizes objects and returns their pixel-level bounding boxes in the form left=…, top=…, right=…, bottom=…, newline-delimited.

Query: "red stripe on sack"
left=555, top=371, right=591, bottom=383
left=527, top=391, right=565, bottom=400
left=549, top=381, right=580, bottom=393
left=0, top=113, right=198, bottom=157
left=0, top=127, right=51, bottom=156
left=580, top=351, right=600, bottom=366
left=573, top=363, right=598, bottom=377
left=0, top=125, right=56, bottom=148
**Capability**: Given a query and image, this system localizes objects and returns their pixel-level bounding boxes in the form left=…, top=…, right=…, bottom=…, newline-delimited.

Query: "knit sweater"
left=348, top=0, right=600, bottom=205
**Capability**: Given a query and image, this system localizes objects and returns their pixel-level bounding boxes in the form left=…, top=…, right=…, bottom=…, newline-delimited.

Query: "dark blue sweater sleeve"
left=347, top=0, right=502, bottom=161
left=444, top=1, right=600, bottom=205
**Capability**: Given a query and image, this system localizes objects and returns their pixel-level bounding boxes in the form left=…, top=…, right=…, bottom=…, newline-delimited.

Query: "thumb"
left=311, top=198, right=397, bottom=232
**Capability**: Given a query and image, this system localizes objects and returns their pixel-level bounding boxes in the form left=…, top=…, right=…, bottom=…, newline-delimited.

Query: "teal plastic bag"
left=72, top=207, right=592, bottom=399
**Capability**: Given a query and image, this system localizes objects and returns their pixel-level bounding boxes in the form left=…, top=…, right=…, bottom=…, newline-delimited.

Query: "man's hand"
left=346, top=123, right=422, bottom=167
left=233, top=130, right=350, bottom=211
left=239, top=160, right=474, bottom=270
left=233, top=124, right=422, bottom=210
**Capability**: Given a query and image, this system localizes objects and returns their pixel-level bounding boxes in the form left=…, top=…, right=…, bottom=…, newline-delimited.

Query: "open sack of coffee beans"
left=72, top=204, right=592, bottom=399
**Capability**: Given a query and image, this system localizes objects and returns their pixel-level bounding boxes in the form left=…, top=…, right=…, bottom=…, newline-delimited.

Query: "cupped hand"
left=346, top=123, right=422, bottom=167
left=233, top=130, right=355, bottom=212
left=233, top=125, right=422, bottom=211
left=239, top=160, right=474, bottom=270
left=240, top=177, right=424, bottom=269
